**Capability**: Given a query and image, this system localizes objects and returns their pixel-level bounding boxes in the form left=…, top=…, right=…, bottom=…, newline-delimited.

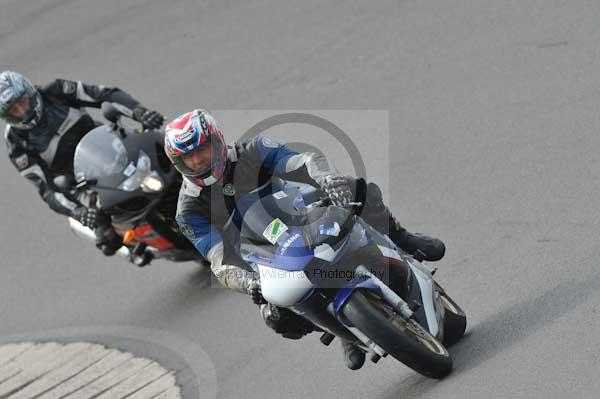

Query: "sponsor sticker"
left=278, top=233, right=301, bottom=255
left=123, top=162, right=136, bottom=177
left=199, top=115, right=208, bottom=132
left=177, top=130, right=195, bottom=143
left=272, top=191, right=287, bottom=199
left=319, top=222, right=340, bottom=237
left=263, top=218, right=288, bottom=244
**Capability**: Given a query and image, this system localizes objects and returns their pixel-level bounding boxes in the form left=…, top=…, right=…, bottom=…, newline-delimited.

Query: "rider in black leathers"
left=1, top=71, right=164, bottom=254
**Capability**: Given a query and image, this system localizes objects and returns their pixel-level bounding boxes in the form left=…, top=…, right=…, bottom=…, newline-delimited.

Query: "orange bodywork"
left=116, top=224, right=174, bottom=251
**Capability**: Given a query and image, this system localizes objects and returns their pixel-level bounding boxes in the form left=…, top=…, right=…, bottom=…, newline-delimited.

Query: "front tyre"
left=435, top=283, right=467, bottom=346
left=341, top=290, right=452, bottom=378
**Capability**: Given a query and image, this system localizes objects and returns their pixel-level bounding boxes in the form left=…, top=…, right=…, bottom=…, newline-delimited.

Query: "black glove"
left=73, top=207, right=101, bottom=229
left=95, top=225, right=123, bottom=256
left=318, top=175, right=356, bottom=207
left=247, top=280, right=267, bottom=305
left=260, top=303, right=315, bottom=340
left=132, top=106, right=164, bottom=130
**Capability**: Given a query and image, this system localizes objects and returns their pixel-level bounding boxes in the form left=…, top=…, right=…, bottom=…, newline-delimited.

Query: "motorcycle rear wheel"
left=341, top=289, right=452, bottom=378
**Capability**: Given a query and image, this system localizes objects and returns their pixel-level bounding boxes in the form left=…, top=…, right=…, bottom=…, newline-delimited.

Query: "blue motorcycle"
left=236, top=181, right=466, bottom=378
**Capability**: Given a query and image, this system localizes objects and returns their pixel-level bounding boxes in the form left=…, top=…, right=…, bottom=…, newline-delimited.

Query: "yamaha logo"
left=281, top=233, right=301, bottom=250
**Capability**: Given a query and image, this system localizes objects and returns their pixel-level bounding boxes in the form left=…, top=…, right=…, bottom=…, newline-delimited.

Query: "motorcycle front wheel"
left=435, top=282, right=467, bottom=346
left=341, top=289, right=452, bottom=378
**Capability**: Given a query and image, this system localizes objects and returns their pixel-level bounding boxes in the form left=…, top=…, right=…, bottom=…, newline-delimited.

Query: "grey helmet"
left=0, top=71, right=44, bottom=129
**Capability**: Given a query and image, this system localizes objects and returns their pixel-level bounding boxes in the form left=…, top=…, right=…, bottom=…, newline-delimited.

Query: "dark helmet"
left=0, top=71, right=44, bottom=129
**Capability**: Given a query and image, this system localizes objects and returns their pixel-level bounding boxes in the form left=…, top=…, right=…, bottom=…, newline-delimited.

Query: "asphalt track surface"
left=2, top=1, right=600, bottom=398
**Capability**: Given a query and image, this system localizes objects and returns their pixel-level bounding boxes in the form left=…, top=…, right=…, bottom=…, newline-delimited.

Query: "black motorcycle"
left=67, top=103, right=207, bottom=267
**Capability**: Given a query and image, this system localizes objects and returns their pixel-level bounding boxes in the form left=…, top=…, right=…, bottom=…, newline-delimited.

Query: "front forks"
left=330, top=264, right=419, bottom=361
left=355, top=265, right=415, bottom=320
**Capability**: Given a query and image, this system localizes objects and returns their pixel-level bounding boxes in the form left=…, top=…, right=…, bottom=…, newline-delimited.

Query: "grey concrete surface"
left=2, top=1, right=600, bottom=398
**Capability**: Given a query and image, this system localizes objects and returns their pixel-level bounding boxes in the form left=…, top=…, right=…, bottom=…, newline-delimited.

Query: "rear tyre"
left=341, top=290, right=452, bottom=378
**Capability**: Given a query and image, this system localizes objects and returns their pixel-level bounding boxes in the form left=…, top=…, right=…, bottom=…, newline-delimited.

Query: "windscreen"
left=73, top=126, right=129, bottom=184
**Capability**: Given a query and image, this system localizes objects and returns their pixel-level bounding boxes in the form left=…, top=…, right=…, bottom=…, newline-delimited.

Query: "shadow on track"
left=119, top=265, right=230, bottom=326
left=379, top=270, right=600, bottom=399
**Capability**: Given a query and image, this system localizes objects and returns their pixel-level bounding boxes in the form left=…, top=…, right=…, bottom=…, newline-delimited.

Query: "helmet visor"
left=1, top=95, right=40, bottom=128
left=4, top=94, right=32, bottom=122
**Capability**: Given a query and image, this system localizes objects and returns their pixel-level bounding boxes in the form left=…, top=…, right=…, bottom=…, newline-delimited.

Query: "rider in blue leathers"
left=165, top=109, right=445, bottom=370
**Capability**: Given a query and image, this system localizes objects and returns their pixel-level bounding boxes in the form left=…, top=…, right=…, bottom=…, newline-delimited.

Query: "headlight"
left=118, top=150, right=164, bottom=192
left=142, top=172, right=164, bottom=192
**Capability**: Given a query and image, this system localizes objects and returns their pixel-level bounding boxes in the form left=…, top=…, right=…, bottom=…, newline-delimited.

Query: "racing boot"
left=387, top=216, right=445, bottom=262
left=341, top=339, right=365, bottom=370
left=359, top=182, right=445, bottom=261
left=260, top=303, right=315, bottom=340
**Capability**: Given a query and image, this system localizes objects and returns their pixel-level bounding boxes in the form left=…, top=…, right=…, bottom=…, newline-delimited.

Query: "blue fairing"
left=242, top=228, right=316, bottom=272
left=243, top=252, right=275, bottom=268
left=274, top=246, right=315, bottom=271
left=333, top=277, right=381, bottom=314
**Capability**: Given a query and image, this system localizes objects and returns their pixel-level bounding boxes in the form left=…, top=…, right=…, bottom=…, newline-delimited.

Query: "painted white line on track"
left=0, top=342, right=182, bottom=399
left=63, top=357, right=152, bottom=399
left=94, top=362, right=169, bottom=399
left=0, top=343, right=63, bottom=386
left=0, top=344, right=34, bottom=367
left=126, top=372, right=178, bottom=399
left=10, top=345, right=111, bottom=399
left=153, top=386, right=182, bottom=399
left=36, top=351, right=134, bottom=399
